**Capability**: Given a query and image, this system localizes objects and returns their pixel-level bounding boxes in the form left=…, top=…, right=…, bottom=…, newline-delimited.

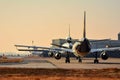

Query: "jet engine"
left=54, top=52, right=61, bottom=60
left=100, top=51, right=109, bottom=60
left=48, top=52, right=54, bottom=57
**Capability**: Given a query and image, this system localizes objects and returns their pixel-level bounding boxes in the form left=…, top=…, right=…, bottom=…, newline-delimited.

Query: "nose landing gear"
left=65, top=53, right=70, bottom=63
left=94, top=52, right=99, bottom=63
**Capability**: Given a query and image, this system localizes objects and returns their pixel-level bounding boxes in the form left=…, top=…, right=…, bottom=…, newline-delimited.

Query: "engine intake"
left=100, top=51, right=109, bottom=60
left=55, top=52, right=61, bottom=60
left=48, top=52, right=54, bottom=57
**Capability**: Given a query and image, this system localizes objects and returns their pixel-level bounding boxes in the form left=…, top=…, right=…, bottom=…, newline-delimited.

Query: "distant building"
left=118, top=32, right=120, bottom=40
left=90, top=39, right=120, bottom=49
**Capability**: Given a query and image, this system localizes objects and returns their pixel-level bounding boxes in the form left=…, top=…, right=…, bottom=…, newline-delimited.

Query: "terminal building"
left=51, top=33, right=120, bottom=58
left=118, top=32, right=120, bottom=40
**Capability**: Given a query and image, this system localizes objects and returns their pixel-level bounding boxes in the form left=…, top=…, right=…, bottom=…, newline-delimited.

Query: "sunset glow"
left=0, top=0, right=120, bottom=52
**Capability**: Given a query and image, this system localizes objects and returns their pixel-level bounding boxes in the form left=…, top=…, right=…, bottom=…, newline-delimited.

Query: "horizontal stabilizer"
left=51, top=44, right=69, bottom=49
left=15, top=44, right=50, bottom=49
left=18, top=49, right=45, bottom=51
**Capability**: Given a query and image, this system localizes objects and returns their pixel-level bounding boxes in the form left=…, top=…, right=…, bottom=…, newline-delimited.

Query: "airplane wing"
left=51, top=44, right=120, bottom=54
left=56, top=46, right=120, bottom=54
left=17, top=49, right=46, bottom=51
left=15, top=44, right=50, bottom=50
left=15, top=44, right=120, bottom=55
left=51, top=43, right=70, bottom=48
left=90, top=47, right=120, bottom=53
left=15, top=44, right=73, bottom=53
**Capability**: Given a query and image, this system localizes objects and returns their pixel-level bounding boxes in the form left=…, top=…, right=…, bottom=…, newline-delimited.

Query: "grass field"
left=0, top=58, right=24, bottom=63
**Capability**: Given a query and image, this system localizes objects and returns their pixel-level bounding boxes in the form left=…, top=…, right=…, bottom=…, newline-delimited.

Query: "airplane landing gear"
left=65, top=53, right=70, bottom=63
left=94, top=59, right=99, bottom=63
left=94, top=52, right=99, bottom=63
left=78, top=56, right=82, bottom=63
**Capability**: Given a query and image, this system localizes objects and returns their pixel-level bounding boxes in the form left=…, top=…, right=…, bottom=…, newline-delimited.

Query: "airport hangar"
left=42, top=33, right=120, bottom=58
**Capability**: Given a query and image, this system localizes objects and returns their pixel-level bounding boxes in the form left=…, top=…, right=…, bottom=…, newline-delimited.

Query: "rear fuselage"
left=72, top=38, right=91, bottom=57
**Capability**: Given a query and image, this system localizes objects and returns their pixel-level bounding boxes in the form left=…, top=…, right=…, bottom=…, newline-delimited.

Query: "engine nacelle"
left=54, top=52, right=61, bottom=60
left=100, top=51, right=109, bottom=60
left=48, top=52, right=54, bottom=57
left=62, top=43, right=73, bottom=49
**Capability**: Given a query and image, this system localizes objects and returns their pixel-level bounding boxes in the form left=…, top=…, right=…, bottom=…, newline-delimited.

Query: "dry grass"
left=0, top=68, right=119, bottom=80
left=0, top=76, right=119, bottom=80
left=0, top=58, right=24, bottom=63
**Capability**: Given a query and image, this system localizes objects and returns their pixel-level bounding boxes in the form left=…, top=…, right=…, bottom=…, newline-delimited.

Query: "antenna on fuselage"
left=69, top=24, right=70, bottom=37
left=83, top=11, right=86, bottom=38
left=32, top=40, right=34, bottom=46
left=66, top=24, right=72, bottom=43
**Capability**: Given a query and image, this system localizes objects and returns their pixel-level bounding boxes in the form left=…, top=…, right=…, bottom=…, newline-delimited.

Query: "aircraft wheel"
left=78, top=58, right=82, bottom=63
left=65, top=59, right=67, bottom=63
left=94, top=59, right=99, bottom=63
left=65, top=53, right=70, bottom=63
left=68, top=59, right=70, bottom=63
left=65, top=58, right=70, bottom=63
left=78, top=56, right=82, bottom=63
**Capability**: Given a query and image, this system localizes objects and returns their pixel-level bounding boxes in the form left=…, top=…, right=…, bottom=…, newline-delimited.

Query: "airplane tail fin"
left=83, top=11, right=86, bottom=38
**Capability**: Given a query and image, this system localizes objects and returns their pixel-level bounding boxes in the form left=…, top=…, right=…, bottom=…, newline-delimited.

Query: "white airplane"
left=15, top=11, right=120, bottom=63
left=15, top=24, right=74, bottom=55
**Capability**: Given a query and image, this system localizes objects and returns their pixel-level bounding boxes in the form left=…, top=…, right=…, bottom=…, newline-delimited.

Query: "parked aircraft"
left=15, top=11, right=120, bottom=63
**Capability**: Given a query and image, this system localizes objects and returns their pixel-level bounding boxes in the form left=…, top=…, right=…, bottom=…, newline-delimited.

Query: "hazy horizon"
left=0, top=0, right=120, bottom=52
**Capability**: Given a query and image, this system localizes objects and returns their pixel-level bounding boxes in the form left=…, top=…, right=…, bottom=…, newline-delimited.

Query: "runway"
left=0, top=57, right=120, bottom=69
left=45, top=57, right=120, bottom=69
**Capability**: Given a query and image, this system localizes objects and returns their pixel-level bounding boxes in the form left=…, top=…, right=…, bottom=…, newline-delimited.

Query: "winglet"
left=83, top=11, right=86, bottom=38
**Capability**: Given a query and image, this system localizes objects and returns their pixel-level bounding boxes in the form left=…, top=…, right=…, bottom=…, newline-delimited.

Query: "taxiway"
left=0, top=57, right=120, bottom=69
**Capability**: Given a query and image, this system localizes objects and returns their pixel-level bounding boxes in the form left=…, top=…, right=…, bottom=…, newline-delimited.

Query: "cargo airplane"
left=15, top=11, right=120, bottom=63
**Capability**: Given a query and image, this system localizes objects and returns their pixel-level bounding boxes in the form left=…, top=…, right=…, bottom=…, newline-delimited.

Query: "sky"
left=0, top=0, right=120, bottom=52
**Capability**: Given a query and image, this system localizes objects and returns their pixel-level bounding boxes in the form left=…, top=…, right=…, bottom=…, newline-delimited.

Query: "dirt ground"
left=0, top=68, right=119, bottom=80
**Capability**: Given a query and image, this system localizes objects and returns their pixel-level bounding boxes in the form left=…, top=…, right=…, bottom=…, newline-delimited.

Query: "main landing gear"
left=65, top=53, right=82, bottom=63
left=65, top=53, right=70, bottom=63
left=77, top=56, right=82, bottom=63
left=94, top=52, right=99, bottom=63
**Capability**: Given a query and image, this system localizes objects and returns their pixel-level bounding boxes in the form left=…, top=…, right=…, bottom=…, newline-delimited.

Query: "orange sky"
left=0, top=0, right=120, bottom=52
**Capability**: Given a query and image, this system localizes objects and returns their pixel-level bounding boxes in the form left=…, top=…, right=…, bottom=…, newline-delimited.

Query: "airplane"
left=15, top=11, right=120, bottom=63
left=15, top=25, right=73, bottom=57
left=52, top=24, right=73, bottom=49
